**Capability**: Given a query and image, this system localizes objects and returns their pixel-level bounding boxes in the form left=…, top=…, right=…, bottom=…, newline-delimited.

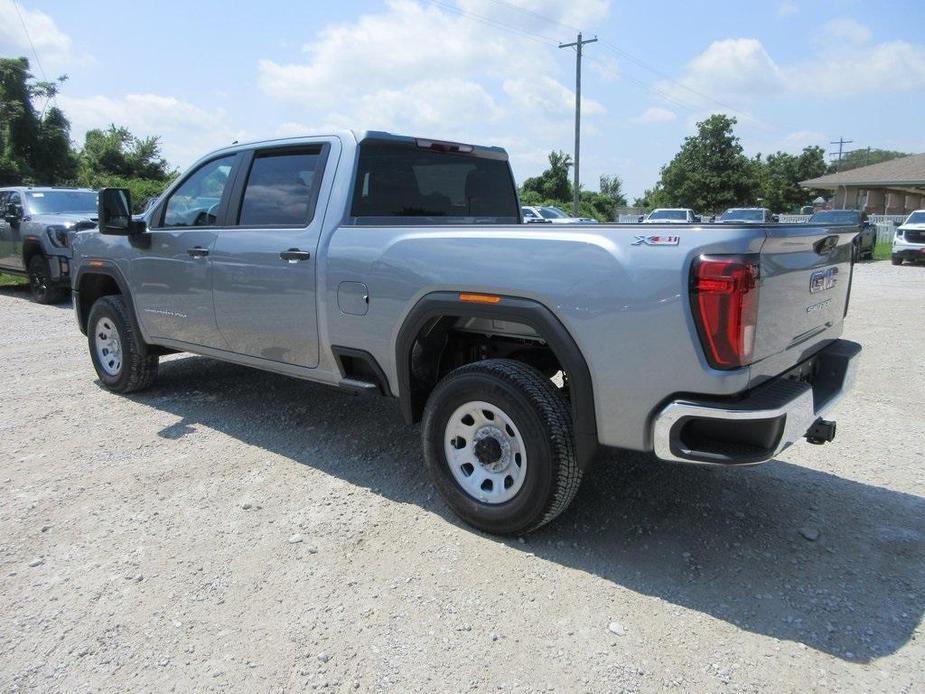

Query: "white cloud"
left=795, top=18, right=925, bottom=95
left=777, top=2, right=799, bottom=17
left=821, top=18, right=872, bottom=45
left=676, top=38, right=785, bottom=98
left=57, top=94, right=247, bottom=168
left=589, top=54, right=620, bottom=81
left=459, top=0, right=610, bottom=30
left=630, top=106, right=677, bottom=124
left=0, top=0, right=91, bottom=71
left=646, top=24, right=925, bottom=124
left=256, top=0, right=607, bottom=175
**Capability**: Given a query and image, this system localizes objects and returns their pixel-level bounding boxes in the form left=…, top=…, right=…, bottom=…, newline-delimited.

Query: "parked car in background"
left=807, top=209, right=875, bottom=260
left=642, top=208, right=699, bottom=223
left=520, top=207, right=552, bottom=223
left=521, top=205, right=598, bottom=224
left=892, top=210, right=925, bottom=265
left=0, top=187, right=98, bottom=303
left=72, top=130, right=860, bottom=535
left=718, top=207, right=777, bottom=223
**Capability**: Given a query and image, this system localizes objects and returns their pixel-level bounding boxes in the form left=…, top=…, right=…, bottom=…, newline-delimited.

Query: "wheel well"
left=22, top=240, right=43, bottom=268
left=396, top=293, right=599, bottom=467
left=77, top=273, right=122, bottom=333
left=407, top=315, right=564, bottom=422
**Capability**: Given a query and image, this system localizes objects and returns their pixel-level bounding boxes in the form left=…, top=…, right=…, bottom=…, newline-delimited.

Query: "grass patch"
left=873, top=241, right=893, bottom=261
left=0, top=273, right=26, bottom=287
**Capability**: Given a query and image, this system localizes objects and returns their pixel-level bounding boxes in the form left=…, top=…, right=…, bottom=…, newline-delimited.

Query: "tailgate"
left=751, top=223, right=856, bottom=373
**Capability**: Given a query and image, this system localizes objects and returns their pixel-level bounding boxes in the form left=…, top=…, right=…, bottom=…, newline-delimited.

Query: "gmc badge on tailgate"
left=809, top=266, right=838, bottom=294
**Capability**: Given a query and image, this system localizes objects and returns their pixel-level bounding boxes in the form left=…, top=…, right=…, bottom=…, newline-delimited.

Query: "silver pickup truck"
left=72, top=131, right=861, bottom=535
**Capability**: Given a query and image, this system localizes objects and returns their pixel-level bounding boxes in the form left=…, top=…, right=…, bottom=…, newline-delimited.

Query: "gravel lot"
left=1, top=262, right=923, bottom=693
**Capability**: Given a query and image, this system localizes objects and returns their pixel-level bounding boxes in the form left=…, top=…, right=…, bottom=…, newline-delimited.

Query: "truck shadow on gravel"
left=131, top=355, right=924, bottom=665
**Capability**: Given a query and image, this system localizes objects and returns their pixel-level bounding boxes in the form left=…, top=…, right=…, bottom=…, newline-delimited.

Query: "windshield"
left=809, top=210, right=859, bottom=224
left=648, top=209, right=688, bottom=221
left=539, top=206, right=568, bottom=219
left=25, top=190, right=97, bottom=215
left=904, top=211, right=925, bottom=225
left=720, top=208, right=763, bottom=221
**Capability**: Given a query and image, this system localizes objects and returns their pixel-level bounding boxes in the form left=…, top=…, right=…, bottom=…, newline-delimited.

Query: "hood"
left=899, top=223, right=925, bottom=231
left=30, top=212, right=98, bottom=231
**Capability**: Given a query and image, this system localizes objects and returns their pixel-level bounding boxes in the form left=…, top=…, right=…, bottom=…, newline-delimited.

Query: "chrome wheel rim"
left=94, top=317, right=123, bottom=377
left=444, top=400, right=527, bottom=504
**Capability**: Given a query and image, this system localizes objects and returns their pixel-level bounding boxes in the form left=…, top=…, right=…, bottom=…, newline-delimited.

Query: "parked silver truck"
left=0, top=187, right=98, bottom=303
left=71, top=131, right=861, bottom=535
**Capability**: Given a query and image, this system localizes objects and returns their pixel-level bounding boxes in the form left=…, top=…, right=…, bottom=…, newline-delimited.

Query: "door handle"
left=187, top=246, right=209, bottom=258
left=280, top=248, right=311, bottom=263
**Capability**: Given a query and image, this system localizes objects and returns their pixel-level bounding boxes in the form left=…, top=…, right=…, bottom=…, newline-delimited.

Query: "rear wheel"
left=28, top=255, right=66, bottom=304
left=892, top=255, right=903, bottom=266
left=87, top=295, right=158, bottom=393
left=422, top=359, right=581, bottom=535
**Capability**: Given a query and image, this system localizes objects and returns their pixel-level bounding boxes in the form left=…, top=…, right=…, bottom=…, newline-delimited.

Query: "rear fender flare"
left=395, top=291, right=598, bottom=466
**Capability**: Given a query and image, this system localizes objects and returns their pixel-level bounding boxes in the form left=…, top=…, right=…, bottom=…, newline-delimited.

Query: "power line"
left=559, top=33, right=597, bottom=216
left=423, top=0, right=560, bottom=47
left=11, top=0, right=47, bottom=82
left=482, top=0, right=777, bottom=130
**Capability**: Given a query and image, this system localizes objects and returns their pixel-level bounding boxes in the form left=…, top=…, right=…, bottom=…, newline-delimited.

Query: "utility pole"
left=559, top=32, right=597, bottom=217
left=829, top=137, right=853, bottom=171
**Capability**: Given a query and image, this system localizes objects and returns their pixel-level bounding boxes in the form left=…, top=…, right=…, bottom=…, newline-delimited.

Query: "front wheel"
left=87, top=295, right=158, bottom=393
left=422, top=359, right=582, bottom=535
left=28, top=255, right=66, bottom=304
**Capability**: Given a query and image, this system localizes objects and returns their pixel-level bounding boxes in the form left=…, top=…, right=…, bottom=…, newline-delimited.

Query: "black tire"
left=28, top=255, right=66, bottom=304
left=87, top=295, right=158, bottom=393
left=891, top=255, right=903, bottom=265
left=422, top=359, right=581, bottom=535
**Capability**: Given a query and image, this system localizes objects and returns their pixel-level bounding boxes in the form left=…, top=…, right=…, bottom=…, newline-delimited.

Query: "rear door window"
left=350, top=141, right=519, bottom=224
left=237, top=147, right=327, bottom=227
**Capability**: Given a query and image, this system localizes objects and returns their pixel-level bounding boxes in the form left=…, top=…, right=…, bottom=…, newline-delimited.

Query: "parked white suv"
left=893, top=210, right=925, bottom=265
left=643, top=208, right=699, bottom=223
left=521, top=205, right=597, bottom=224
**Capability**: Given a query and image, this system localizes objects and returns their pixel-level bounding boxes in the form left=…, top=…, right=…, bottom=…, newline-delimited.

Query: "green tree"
left=78, top=125, right=173, bottom=183
left=756, top=146, right=826, bottom=212
left=829, top=148, right=910, bottom=173
left=77, top=125, right=176, bottom=210
left=0, top=57, right=75, bottom=184
left=521, top=150, right=573, bottom=202
left=655, top=114, right=758, bottom=213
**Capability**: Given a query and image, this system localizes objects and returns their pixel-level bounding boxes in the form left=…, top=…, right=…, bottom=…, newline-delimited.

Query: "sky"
left=2, top=0, right=924, bottom=200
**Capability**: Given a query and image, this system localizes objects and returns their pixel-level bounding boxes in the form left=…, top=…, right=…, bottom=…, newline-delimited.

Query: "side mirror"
left=4, top=202, right=21, bottom=223
left=98, top=188, right=144, bottom=235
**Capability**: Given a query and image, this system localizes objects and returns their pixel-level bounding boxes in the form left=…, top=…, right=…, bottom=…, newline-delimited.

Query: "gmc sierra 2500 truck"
left=71, top=131, right=861, bottom=535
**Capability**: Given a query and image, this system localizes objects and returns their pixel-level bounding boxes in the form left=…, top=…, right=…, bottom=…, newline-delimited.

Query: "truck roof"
left=203, top=130, right=509, bottom=161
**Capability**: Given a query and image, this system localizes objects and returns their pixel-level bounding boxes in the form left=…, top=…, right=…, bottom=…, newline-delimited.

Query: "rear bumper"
left=652, top=339, right=861, bottom=465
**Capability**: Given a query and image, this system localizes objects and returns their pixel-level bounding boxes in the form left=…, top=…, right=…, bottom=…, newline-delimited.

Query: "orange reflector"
left=88, top=260, right=105, bottom=268
left=459, top=292, right=502, bottom=304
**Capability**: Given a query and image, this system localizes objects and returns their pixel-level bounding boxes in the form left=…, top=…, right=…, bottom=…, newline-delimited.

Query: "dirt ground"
left=1, top=262, right=923, bottom=693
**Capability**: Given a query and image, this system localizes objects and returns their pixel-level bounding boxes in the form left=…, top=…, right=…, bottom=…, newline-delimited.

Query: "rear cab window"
left=237, top=146, right=328, bottom=227
left=349, top=139, right=519, bottom=225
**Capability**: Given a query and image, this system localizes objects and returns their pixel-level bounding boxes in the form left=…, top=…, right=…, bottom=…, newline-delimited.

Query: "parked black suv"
left=807, top=209, right=875, bottom=261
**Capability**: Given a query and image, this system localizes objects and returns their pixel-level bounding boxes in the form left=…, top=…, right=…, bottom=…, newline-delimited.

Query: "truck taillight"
left=690, top=255, right=759, bottom=369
